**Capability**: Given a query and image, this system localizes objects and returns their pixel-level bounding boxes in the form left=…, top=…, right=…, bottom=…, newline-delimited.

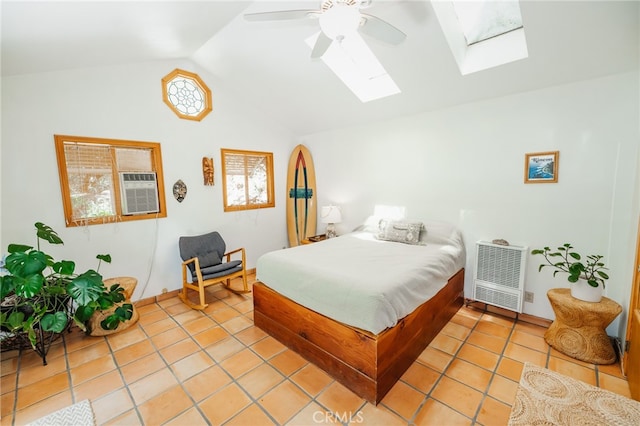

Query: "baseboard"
left=464, top=298, right=552, bottom=328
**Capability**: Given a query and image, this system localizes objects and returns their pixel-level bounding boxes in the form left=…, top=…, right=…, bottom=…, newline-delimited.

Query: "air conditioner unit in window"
left=119, top=172, right=159, bottom=215
left=473, top=241, right=528, bottom=313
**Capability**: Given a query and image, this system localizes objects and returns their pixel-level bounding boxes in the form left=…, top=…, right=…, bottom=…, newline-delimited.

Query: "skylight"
left=305, top=32, right=401, bottom=103
left=432, top=0, right=528, bottom=75
left=453, top=0, right=523, bottom=45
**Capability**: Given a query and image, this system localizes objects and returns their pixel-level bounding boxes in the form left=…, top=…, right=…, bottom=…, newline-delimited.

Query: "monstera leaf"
left=40, top=311, right=69, bottom=333
left=4, top=250, right=47, bottom=278
left=66, top=270, right=104, bottom=305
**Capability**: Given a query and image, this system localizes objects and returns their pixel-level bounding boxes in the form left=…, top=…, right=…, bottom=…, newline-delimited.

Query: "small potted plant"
left=531, top=243, right=609, bottom=302
left=0, top=222, right=133, bottom=364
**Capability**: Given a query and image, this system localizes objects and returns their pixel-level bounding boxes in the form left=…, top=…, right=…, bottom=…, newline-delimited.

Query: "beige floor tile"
left=103, top=408, right=142, bottom=426
left=139, top=316, right=175, bottom=336
left=496, top=357, right=525, bottom=382
left=182, top=365, right=232, bottom=402
left=149, top=327, right=189, bottom=349
left=547, top=357, right=597, bottom=386
left=193, top=326, right=229, bottom=348
left=379, top=380, right=425, bottom=420
left=467, top=330, right=508, bottom=354
left=457, top=343, right=500, bottom=371
left=137, top=385, right=194, bottom=425
left=509, top=329, right=550, bottom=353
left=475, top=321, right=512, bottom=339
left=413, top=398, right=472, bottom=426
left=137, top=308, right=170, bottom=326
left=16, top=354, right=67, bottom=388
left=113, top=339, right=155, bottom=366
left=260, top=381, right=314, bottom=424
left=598, top=362, right=626, bottom=379
left=69, top=354, right=117, bottom=386
left=204, top=336, right=245, bottom=362
left=503, top=342, right=548, bottom=366
left=357, top=402, right=409, bottom=425
left=445, top=358, right=493, bottom=392
left=128, top=368, right=179, bottom=405
left=417, top=346, right=453, bottom=372
left=66, top=340, right=111, bottom=369
left=170, top=351, right=215, bottom=382
left=219, top=348, right=263, bottom=379
left=514, top=321, right=547, bottom=337
left=400, top=362, right=440, bottom=394
left=429, top=333, right=463, bottom=355
left=199, top=383, right=252, bottom=425
left=227, top=404, right=276, bottom=426
left=487, top=374, right=518, bottom=405
left=159, top=338, right=200, bottom=364
left=431, top=375, right=483, bottom=418
left=105, top=326, right=148, bottom=351
left=234, top=325, right=268, bottom=346
left=237, top=363, right=285, bottom=399
left=163, top=406, right=207, bottom=426
left=182, top=315, right=216, bottom=335
left=441, top=321, right=472, bottom=340
left=15, top=372, right=70, bottom=410
left=72, top=369, right=124, bottom=402
left=92, top=388, right=136, bottom=424
left=475, top=396, right=511, bottom=426
left=268, top=349, right=308, bottom=376
left=251, top=336, right=286, bottom=360
left=316, top=381, right=365, bottom=416
left=598, top=373, right=632, bottom=398
left=119, top=352, right=166, bottom=384
left=13, top=390, right=72, bottom=426
left=290, top=364, right=333, bottom=397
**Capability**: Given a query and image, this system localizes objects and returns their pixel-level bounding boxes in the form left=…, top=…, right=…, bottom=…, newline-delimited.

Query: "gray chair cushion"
left=179, top=231, right=234, bottom=276
left=198, top=260, right=242, bottom=280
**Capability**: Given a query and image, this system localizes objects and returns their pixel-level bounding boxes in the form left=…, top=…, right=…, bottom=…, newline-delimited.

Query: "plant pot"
left=570, top=279, right=603, bottom=303
left=87, top=277, right=139, bottom=336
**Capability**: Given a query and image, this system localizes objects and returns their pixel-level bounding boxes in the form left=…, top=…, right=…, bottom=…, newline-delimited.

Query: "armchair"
left=178, top=231, right=249, bottom=310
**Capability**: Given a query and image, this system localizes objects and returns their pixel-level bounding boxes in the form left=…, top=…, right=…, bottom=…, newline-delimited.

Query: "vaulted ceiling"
left=2, top=1, right=638, bottom=136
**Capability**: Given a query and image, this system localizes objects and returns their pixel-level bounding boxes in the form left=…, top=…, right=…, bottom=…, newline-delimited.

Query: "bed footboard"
left=253, top=268, right=465, bottom=404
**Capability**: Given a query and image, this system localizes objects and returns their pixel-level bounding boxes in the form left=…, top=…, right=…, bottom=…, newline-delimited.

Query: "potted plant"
left=0, top=222, right=133, bottom=364
left=531, top=243, right=610, bottom=302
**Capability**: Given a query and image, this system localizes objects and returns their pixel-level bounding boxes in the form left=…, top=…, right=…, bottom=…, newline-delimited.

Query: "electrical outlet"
left=162, top=287, right=168, bottom=294
left=524, top=291, right=534, bottom=303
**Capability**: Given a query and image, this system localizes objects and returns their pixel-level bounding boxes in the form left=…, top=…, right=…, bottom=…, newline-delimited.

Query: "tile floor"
left=1, top=274, right=632, bottom=425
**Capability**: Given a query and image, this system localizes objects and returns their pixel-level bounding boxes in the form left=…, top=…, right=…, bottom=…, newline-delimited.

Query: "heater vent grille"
left=473, top=241, right=528, bottom=313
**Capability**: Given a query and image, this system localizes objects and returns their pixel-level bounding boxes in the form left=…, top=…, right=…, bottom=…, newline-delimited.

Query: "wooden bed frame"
left=253, top=268, right=465, bottom=405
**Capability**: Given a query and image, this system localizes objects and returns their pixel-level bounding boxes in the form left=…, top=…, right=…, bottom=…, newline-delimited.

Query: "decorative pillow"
left=376, top=220, right=424, bottom=245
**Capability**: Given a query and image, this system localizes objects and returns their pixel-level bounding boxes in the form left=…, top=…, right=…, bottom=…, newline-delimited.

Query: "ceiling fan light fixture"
left=319, top=4, right=362, bottom=40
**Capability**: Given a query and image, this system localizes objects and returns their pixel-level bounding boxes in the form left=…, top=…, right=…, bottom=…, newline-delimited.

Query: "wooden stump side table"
left=545, top=288, right=622, bottom=364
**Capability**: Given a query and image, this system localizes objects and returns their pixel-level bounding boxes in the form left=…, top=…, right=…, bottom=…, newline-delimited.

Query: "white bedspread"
left=256, top=225, right=466, bottom=334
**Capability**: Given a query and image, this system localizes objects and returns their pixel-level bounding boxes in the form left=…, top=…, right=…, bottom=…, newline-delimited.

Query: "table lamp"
left=321, top=205, right=342, bottom=238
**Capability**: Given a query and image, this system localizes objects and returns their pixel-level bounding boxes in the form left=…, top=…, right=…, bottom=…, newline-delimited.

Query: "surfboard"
left=286, top=144, right=317, bottom=247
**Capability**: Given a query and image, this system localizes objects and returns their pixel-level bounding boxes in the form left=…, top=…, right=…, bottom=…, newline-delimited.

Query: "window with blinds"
left=221, top=148, right=274, bottom=212
left=54, top=135, right=167, bottom=227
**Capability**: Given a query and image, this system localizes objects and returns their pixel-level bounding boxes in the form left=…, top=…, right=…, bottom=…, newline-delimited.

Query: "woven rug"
left=508, top=363, right=640, bottom=425
left=27, top=399, right=95, bottom=426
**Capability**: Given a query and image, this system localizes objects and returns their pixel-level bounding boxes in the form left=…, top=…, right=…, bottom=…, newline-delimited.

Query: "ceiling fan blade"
left=311, top=32, right=333, bottom=59
left=244, top=10, right=318, bottom=22
left=359, top=13, right=406, bottom=45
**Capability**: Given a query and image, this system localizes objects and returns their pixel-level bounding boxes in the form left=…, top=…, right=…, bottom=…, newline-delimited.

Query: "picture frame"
left=524, top=151, right=559, bottom=184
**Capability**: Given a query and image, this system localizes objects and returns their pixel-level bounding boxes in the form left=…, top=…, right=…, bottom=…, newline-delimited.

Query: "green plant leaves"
left=40, top=311, right=68, bottom=333
left=52, top=260, right=75, bottom=276
left=4, top=250, right=47, bottom=277
left=16, top=274, right=45, bottom=299
left=35, top=222, right=64, bottom=245
left=66, top=270, right=104, bottom=305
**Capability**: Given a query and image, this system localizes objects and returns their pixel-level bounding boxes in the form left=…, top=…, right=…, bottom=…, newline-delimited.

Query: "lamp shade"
left=321, top=205, right=342, bottom=224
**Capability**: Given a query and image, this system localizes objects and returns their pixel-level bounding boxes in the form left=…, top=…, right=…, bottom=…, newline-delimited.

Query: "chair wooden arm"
left=224, top=247, right=246, bottom=263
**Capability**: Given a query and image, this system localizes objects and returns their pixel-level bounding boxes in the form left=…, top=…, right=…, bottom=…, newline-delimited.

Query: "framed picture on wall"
left=524, top=151, right=559, bottom=183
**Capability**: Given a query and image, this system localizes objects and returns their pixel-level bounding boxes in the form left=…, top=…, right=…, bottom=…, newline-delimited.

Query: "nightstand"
left=301, top=234, right=326, bottom=244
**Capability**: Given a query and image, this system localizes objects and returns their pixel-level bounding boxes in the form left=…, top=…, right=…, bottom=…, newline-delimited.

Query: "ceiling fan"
left=243, top=0, right=406, bottom=59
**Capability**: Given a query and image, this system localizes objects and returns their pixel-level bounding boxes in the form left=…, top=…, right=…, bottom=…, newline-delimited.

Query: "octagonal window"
left=162, top=69, right=212, bottom=121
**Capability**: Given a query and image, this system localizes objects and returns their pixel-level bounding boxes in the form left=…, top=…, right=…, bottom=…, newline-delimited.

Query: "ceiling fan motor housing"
left=319, top=0, right=362, bottom=41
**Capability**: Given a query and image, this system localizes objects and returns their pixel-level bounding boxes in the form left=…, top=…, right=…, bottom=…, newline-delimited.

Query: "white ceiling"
left=2, top=1, right=638, bottom=136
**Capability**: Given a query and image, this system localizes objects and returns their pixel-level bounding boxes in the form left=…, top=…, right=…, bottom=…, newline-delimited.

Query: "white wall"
left=1, top=60, right=295, bottom=300
left=302, top=72, right=639, bottom=339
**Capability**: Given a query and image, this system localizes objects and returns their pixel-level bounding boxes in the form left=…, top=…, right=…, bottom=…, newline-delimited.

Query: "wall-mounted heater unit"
left=119, top=172, right=159, bottom=215
left=473, top=241, right=528, bottom=313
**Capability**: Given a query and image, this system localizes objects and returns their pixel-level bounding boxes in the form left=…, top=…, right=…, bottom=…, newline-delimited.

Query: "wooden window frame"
left=221, top=148, right=275, bottom=212
left=54, top=134, right=167, bottom=227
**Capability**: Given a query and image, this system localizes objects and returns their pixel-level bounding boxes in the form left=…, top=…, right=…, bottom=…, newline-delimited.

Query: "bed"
left=254, top=220, right=466, bottom=404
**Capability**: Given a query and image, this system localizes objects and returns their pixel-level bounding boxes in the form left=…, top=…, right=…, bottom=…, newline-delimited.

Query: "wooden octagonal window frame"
left=161, top=68, right=212, bottom=121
